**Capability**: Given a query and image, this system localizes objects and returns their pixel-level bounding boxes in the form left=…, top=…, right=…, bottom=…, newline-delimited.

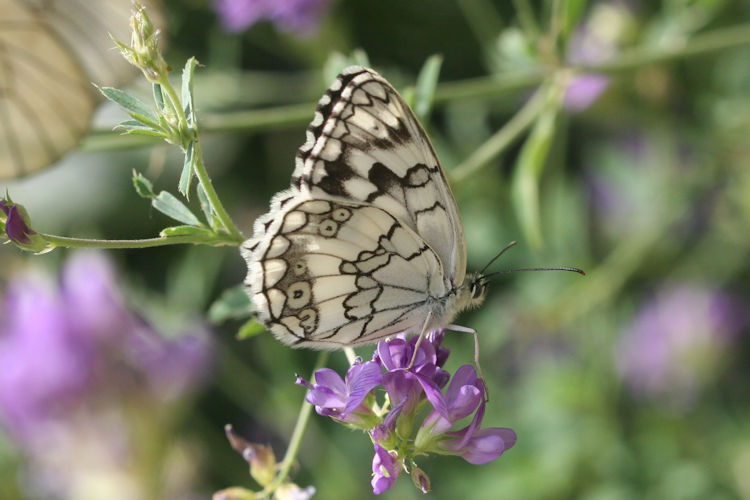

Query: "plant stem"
left=575, top=23, right=750, bottom=74
left=157, top=74, right=244, bottom=242
left=191, top=140, right=244, bottom=241
left=449, top=78, right=558, bottom=186
left=259, top=351, right=329, bottom=498
left=41, top=233, right=239, bottom=249
left=83, top=22, right=750, bottom=150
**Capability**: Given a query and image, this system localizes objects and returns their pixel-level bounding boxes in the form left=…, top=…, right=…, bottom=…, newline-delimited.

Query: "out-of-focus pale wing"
left=0, top=0, right=163, bottom=179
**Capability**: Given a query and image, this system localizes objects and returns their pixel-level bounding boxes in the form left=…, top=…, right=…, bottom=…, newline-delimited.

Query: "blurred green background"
left=1, top=0, right=750, bottom=498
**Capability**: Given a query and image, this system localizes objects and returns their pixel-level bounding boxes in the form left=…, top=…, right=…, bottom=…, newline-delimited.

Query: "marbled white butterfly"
left=241, top=66, right=493, bottom=350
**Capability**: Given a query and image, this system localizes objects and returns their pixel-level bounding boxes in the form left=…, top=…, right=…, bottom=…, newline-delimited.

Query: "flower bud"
left=0, top=199, right=51, bottom=252
left=224, top=425, right=276, bottom=487
left=113, top=2, right=168, bottom=82
left=410, top=465, right=431, bottom=494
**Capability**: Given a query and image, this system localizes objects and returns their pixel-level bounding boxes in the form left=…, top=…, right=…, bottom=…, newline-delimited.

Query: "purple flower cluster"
left=0, top=251, right=214, bottom=441
left=297, top=331, right=516, bottom=494
left=616, top=284, right=748, bottom=408
left=213, top=0, right=329, bottom=34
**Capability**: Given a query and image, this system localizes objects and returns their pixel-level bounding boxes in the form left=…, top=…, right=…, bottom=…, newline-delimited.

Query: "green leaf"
left=197, top=183, right=220, bottom=229
left=179, top=140, right=195, bottom=198
left=208, top=285, right=254, bottom=323
left=119, top=126, right=169, bottom=138
left=561, top=0, right=588, bottom=42
left=237, top=319, right=266, bottom=340
left=152, top=191, right=202, bottom=226
left=97, top=86, right=159, bottom=127
left=511, top=102, right=558, bottom=251
left=153, top=83, right=166, bottom=112
left=414, top=54, right=443, bottom=121
left=132, top=170, right=155, bottom=198
left=181, top=57, right=197, bottom=125
left=160, top=225, right=215, bottom=240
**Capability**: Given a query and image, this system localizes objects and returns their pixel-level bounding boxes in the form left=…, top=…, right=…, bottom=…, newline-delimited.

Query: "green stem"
left=449, top=78, right=559, bottom=185
left=259, top=351, right=330, bottom=498
left=42, top=233, right=239, bottom=249
left=574, top=23, right=750, bottom=74
left=191, top=140, right=244, bottom=241
left=157, top=74, right=244, bottom=241
left=83, top=22, right=750, bottom=150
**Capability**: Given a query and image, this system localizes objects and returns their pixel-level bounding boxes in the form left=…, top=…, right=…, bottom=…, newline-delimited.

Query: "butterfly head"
left=465, top=273, right=488, bottom=309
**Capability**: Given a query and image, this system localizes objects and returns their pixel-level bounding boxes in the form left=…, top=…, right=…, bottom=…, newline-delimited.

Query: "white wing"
left=291, top=66, right=467, bottom=286
left=242, top=196, right=449, bottom=348
left=0, top=0, right=163, bottom=178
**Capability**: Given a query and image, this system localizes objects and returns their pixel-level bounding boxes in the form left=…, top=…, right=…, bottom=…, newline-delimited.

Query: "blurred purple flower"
left=564, top=74, right=610, bottom=112
left=616, top=284, right=748, bottom=406
left=0, top=251, right=214, bottom=440
left=298, top=331, right=516, bottom=494
left=563, top=15, right=619, bottom=112
left=213, top=0, right=329, bottom=34
left=1, top=199, right=35, bottom=245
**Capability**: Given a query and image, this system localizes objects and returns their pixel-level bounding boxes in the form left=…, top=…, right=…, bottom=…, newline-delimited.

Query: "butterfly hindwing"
left=242, top=196, right=449, bottom=348
left=291, top=67, right=467, bottom=285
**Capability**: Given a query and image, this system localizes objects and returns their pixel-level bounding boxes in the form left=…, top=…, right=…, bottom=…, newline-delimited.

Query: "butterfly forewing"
left=292, top=67, right=467, bottom=285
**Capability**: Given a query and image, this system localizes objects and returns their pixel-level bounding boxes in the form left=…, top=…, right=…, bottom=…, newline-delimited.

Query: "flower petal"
left=371, top=443, right=400, bottom=495
left=455, top=427, right=517, bottom=465
left=342, top=360, right=382, bottom=415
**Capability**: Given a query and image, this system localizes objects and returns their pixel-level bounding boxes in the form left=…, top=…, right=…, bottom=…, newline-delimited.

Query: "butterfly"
left=241, top=66, right=490, bottom=350
left=0, top=0, right=163, bottom=179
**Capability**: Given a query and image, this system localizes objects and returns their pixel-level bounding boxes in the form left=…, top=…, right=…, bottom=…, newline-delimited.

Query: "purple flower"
left=298, top=331, right=516, bottom=493
left=371, top=443, right=401, bottom=495
left=616, top=284, right=748, bottom=406
left=417, top=364, right=517, bottom=464
left=564, top=74, right=610, bottom=112
left=297, top=359, right=382, bottom=427
left=213, top=0, right=329, bottom=34
left=1, top=199, right=35, bottom=245
left=0, top=272, right=92, bottom=437
left=0, top=252, right=214, bottom=440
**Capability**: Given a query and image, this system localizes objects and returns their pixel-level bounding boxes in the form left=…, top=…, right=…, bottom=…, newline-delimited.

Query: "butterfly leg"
left=447, top=324, right=489, bottom=402
left=407, top=310, right=433, bottom=371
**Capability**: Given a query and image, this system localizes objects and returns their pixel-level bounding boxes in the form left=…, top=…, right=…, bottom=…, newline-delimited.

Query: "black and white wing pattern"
left=242, top=66, right=480, bottom=349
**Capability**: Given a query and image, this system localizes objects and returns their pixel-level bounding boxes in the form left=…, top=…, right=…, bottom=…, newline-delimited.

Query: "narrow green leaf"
left=511, top=103, right=558, bottom=250
left=237, top=319, right=266, bottom=340
left=120, top=127, right=169, bottom=138
left=197, top=184, right=220, bottom=230
left=562, top=0, right=588, bottom=42
left=178, top=140, right=195, bottom=198
left=153, top=83, right=166, bottom=112
left=208, top=285, right=254, bottom=323
left=182, top=57, right=197, bottom=125
left=132, top=170, right=155, bottom=198
left=160, top=225, right=215, bottom=239
left=152, top=191, right=202, bottom=226
left=414, top=54, right=443, bottom=121
left=97, top=86, right=158, bottom=126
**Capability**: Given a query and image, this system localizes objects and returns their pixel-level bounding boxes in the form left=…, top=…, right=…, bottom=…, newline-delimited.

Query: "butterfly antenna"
left=482, top=266, right=585, bottom=282
left=478, top=241, right=518, bottom=276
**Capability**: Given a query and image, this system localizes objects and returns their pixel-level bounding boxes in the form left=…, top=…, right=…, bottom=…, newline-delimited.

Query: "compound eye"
left=471, top=282, right=485, bottom=299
